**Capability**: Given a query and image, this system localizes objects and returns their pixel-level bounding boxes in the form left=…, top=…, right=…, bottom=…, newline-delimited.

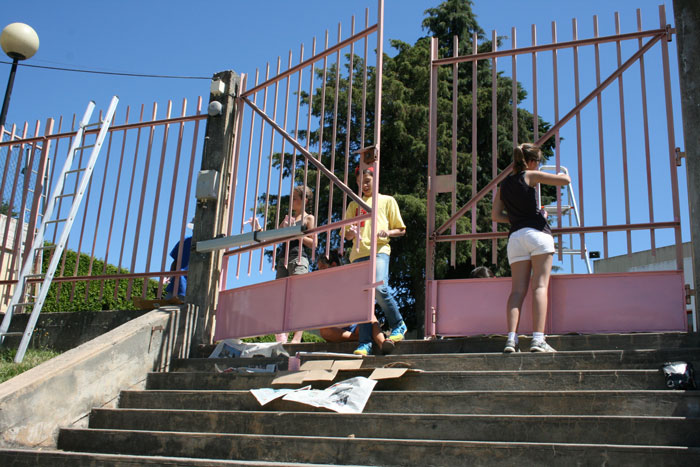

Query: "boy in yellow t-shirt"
left=344, top=166, right=407, bottom=355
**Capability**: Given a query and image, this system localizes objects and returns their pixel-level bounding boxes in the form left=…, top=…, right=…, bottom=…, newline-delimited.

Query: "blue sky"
left=0, top=0, right=684, bottom=285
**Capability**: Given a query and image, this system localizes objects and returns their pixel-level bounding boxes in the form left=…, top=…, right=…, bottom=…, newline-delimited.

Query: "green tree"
left=32, top=246, right=161, bottom=312
left=263, top=0, right=554, bottom=334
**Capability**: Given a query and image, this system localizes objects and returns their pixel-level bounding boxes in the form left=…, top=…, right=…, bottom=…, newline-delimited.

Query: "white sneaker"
left=530, top=340, right=556, bottom=353
left=503, top=338, right=519, bottom=353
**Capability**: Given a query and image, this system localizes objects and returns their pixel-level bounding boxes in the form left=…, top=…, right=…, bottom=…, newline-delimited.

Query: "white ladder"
left=537, top=165, right=592, bottom=274
left=0, top=96, right=119, bottom=363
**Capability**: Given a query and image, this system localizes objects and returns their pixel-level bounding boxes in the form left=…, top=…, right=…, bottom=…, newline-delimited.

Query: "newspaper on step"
left=250, top=376, right=377, bottom=414
left=209, top=338, right=289, bottom=358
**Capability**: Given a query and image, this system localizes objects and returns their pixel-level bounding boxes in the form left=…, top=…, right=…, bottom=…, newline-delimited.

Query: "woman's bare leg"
left=507, top=260, right=532, bottom=333
left=530, top=253, right=554, bottom=333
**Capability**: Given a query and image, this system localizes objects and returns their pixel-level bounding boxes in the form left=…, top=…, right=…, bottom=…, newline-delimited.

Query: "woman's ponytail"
left=513, top=143, right=541, bottom=173
left=513, top=145, right=526, bottom=173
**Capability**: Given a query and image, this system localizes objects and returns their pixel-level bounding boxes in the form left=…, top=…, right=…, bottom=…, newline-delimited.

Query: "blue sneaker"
left=388, top=321, right=407, bottom=343
left=353, top=342, right=373, bottom=356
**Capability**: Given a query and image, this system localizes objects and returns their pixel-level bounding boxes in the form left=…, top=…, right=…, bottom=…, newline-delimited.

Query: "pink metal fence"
left=0, top=98, right=205, bottom=311
left=214, top=1, right=385, bottom=339
left=425, top=5, right=687, bottom=337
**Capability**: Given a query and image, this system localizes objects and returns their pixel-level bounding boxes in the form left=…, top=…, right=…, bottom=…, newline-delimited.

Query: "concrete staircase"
left=3, top=333, right=700, bottom=466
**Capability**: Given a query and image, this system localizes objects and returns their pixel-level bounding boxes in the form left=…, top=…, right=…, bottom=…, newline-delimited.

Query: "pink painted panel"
left=429, top=271, right=685, bottom=337
left=432, top=278, right=533, bottom=337
left=549, top=271, right=686, bottom=333
left=214, top=261, right=373, bottom=340
left=215, top=276, right=287, bottom=340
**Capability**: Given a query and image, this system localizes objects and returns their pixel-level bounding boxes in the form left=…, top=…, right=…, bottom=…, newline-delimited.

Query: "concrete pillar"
left=674, top=0, right=700, bottom=332
left=186, top=70, right=240, bottom=350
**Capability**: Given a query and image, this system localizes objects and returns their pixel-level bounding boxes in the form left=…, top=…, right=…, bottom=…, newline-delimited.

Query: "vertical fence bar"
left=127, top=102, right=158, bottom=299
left=115, top=105, right=144, bottom=300
left=637, top=9, right=656, bottom=256
left=223, top=73, right=246, bottom=282
left=551, top=21, right=563, bottom=261
left=158, top=98, right=188, bottom=297
left=368, top=0, right=383, bottom=321
left=426, top=36, right=438, bottom=288
left=615, top=12, right=633, bottom=255
left=262, top=61, right=282, bottom=273
left=141, top=101, right=172, bottom=297
left=103, top=106, right=130, bottom=300
left=286, top=43, right=304, bottom=269
left=316, top=32, right=329, bottom=254
left=251, top=64, right=270, bottom=275
left=451, top=35, right=458, bottom=267
left=343, top=18, right=356, bottom=261
left=237, top=69, right=259, bottom=277
left=658, top=5, right=683, bottom=270
left=572, top=18, right=586, bottom=260
left=272, top=53, right=292, bottom=273
left=304, top=36, right=317, bottom=264
left=593, top=15, right=609, bottom=258
left=491, top=29, right=498, bottom=265
left=330, top=24, right=342, bottom=255
left=86, top=117, right=114, bottom=300
left=471, top=31, right=478, bottom=266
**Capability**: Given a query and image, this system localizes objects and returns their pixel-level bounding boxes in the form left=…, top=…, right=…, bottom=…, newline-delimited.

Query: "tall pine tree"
left=265, top=0, right=554, bottom=334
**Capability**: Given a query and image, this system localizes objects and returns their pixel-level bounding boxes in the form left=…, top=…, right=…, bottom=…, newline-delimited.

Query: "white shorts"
left=507, top=227, right=555, bottom=264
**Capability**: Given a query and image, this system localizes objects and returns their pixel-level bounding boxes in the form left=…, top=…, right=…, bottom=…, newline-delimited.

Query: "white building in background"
left=593, top=242, right=696, bottom=332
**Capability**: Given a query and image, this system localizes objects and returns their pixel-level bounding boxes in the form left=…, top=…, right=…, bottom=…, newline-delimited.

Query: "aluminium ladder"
left=0, top=96, right=119, bottom=363
left=537, top=165, right=592, bottom=274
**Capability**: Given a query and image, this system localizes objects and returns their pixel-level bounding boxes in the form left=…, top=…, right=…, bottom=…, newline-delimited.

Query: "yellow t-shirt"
left=344, top=194, right=406, bottom=263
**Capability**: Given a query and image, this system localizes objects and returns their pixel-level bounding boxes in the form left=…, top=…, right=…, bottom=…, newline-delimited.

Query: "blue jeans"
left=353, top=253, right=403, bottom=344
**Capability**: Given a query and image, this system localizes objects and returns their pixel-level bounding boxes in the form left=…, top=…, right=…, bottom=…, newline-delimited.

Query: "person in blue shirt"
left=165, top=222, right=193, bottom=301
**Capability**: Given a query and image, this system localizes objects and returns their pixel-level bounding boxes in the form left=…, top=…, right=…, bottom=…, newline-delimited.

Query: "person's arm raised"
left=525, top=170, right=571, bottom=187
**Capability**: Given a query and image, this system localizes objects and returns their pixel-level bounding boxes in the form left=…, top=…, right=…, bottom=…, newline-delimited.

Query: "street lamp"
left=0, top=23, right=39, bottom=132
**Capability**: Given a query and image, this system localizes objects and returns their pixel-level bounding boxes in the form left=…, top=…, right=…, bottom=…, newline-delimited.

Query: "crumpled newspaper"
left=250, top=376, right=377, bottom=414
left=209, top=338, right=289, bottom=358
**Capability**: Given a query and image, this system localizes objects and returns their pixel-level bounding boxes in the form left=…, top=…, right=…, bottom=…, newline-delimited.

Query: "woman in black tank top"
left=492, top=143, right=571, bottom=353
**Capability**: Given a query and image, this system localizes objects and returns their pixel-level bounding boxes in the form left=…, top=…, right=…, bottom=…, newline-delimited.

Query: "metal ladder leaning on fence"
left=537, top=165, right=592, bottom=274
left=0, top=96, right=119, bottom=363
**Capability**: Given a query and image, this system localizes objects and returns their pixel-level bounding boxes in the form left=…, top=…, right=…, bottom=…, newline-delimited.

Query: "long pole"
left=0, top=57, right=19, bottom=130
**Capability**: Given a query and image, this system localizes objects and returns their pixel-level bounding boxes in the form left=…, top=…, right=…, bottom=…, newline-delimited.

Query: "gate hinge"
left=431, top=306, right=437, bottom=323
left=357, top=145, right=378, bottom=164
left=666, top=25, right=674, bottom=42
left=675, top=147, right=686, bottom=167
left=685, top=284, right=695, bottom=305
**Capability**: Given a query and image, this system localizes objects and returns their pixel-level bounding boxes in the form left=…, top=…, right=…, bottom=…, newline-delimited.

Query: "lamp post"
left=0, top=23, right=39, bottom=132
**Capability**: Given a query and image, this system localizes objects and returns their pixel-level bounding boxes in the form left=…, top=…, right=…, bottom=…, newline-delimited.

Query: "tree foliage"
left=261, top=0, right=555, bottom=335
left=34, top=246, right=161, bottom=312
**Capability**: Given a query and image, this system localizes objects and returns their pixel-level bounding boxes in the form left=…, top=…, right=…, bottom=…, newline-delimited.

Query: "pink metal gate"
left=0, top=99, right=206, bottom=312
left=213, top=1, right=386, bottom=340
left=425, top=5, right=686, bottom=337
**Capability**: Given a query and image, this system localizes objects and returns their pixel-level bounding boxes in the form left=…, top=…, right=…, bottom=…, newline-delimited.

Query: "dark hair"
left=513, top=143, right=542, bottom=174
left=318, top=249, right=342, bottom=267
left=470, top=266, right=495, bottom=278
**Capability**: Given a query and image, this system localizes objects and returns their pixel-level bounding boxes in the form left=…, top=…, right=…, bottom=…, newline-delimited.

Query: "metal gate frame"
left=213, top=0, right=386, bottom=340
left=425, top=5, right=686, bottom=337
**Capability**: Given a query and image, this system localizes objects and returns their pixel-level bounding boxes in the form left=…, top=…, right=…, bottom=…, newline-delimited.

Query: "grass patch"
left=242, top=331, right=325, bottom=344
left=0, top=348, right=61, bottom=384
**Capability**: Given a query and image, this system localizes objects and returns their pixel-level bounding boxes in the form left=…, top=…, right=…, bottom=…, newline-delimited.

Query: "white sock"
left=507, top=332, right=518, bottom=343
left=532, top=332, right=545, bottom=343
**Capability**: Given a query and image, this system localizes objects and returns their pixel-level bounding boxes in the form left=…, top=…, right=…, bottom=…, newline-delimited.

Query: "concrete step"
left=118, top=389, right=700, bottom=417
left=194, top=332, right=700, bottom=357
left=86, top=408, right=700, bottom=447
left=145, top=368, right=669, bottom=391
left=57, top=428, right=700, bottom=466
left=174, top=348, right=700, bottom=372
left=0, top=448, right=366, bottom=466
